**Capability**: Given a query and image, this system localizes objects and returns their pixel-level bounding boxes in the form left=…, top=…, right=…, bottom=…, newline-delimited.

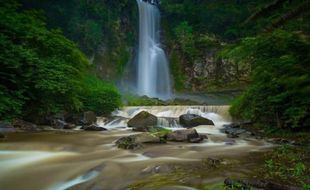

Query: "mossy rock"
left=116, top=132, right=166, bottom=150
left=128, top=111, right=158, bottom=132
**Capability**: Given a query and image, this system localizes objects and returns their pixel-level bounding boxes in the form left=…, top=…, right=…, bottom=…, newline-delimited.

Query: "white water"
left=101, top=106, right=232, bottom=135
left=136, top=0, right=172, bottom=99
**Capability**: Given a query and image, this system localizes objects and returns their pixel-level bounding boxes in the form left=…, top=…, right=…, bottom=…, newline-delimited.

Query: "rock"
left=52, top=119, right=75, bottom=129
left=84, top=124, right=107, bottom=131
left=179, top=114, right=214, bottom=128
left=12, top=119, right=41, bottom=132
left=0, top=132, right=5, bottom=139
left=0, top=121, right=15, bottom=133
left=65, top=113, right=83, bottom=125
left=167, top=129, right=206, bottom=143
left=116, top=133, right=165, bottom=150
left=83, top=111, right=97, bottom=125
left=127, top=111, right=158, bottom=132
left=222, top=128, right=247, bottom=138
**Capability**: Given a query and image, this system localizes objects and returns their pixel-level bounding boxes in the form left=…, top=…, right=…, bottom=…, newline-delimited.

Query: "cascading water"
left=136, top=0, right=172, bottom=100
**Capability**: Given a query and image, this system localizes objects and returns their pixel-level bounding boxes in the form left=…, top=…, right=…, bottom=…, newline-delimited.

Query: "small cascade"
left=157, top=117, right=181, bottom=128
left=108, top=105, right=231, bottom=130
left=113, top=106, right=231, bottom=121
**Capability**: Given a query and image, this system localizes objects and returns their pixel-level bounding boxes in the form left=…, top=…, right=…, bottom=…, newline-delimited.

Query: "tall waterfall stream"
left=135, top=0, right=172, bottom=99
left=0, top=106, right=273, bottom=190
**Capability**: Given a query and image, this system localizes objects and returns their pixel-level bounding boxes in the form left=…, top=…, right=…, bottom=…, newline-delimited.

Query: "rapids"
left=0, top=106, right=273, bottom=190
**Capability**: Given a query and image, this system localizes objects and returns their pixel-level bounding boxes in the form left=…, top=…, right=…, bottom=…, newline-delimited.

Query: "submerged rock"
left=222, top=127, right=247, bottom=138
left=167, top=129, right=206, bottom=143
left=116, top=133, right=165, bottom=150
left=179, top=114, right=214, bottom=128
left=127, top=111, right=158, bottom=132
left=84, top=124, right=107, bottom=131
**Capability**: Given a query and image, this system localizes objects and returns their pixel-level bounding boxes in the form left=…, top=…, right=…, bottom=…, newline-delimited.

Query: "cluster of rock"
left=0, top=111, right=107, bottom=136
left=116, top=111, right=213, bottom=149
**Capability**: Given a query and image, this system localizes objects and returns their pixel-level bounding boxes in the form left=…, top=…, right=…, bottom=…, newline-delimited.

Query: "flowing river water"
left=0, top=106, right=273, bottom=190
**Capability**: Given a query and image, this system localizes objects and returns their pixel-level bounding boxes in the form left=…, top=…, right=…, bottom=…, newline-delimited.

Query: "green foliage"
left=80, top=75, right=121, bottom=114
left=0, top=2, right=121, bottom=120
left=227, top=30, right=310, bottom=129
left=174, top=21, right=196, bottom=59
left=123, top=94, right=165, bottom=106
left=262, top=145, right=309, bottom=186
left=170, top=51, right=186, bottom=91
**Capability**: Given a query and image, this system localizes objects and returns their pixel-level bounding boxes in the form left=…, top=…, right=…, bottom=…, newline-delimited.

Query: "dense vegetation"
left=0, top=1, right=121, bottom=121
left=18, top=0, right=138, bottom=79
left=226, top=30, right=309, bottom=129
left=1, top=0, right=309, bottom=131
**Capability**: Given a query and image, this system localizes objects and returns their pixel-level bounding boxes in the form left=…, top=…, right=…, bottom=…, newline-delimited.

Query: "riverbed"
left=0, top=106, right=273, bottom=190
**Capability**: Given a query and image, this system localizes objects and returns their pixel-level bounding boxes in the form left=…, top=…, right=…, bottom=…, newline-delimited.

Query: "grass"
left=260, top=145, right=310, bottom=188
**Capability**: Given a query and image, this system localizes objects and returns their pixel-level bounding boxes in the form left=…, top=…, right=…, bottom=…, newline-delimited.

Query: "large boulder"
left=84, top=124, right=107, bottom=131
left=127, top=111, right=158, bottom=132
left=179, top=114, right=214, bottom=128
left=116, top=133, right=165, bottom=150
left=167, top=129, right=206, bottom=143
left=83, top=111, right=97, bottom=125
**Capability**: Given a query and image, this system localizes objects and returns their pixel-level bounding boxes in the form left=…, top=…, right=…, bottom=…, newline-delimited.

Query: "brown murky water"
left=0, top=106, right=273, bottom=190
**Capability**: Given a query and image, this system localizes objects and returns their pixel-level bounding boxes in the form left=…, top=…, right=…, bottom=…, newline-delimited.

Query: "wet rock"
left=116, top=133, right=165, bottom=150
left=12, top=119, right=41, bottom=132
left=167, top=129, right=206, bottom=143
left=84, top=124, right=107, bottom=131
left=52, top=119, right=75, bottom=129
left=0, top=121, right=16, bottom=133
left=179, top=114, right=214, bottom=128
left=222, top=128, right=247, bottom=138
left=127, top=111, right=158, bottom=132
left=83, top=111, right=97, bottom=125
left=65, top=113, right=83, bottom=125
left=0, top=132, right=5, bottom=139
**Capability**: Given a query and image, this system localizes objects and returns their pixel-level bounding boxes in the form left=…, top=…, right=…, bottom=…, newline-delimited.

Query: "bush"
left=80, top=76, right=121, bottom=114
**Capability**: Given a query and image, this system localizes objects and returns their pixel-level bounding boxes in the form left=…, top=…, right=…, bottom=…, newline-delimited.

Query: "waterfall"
left=136, top=0, right=172, bottom=100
